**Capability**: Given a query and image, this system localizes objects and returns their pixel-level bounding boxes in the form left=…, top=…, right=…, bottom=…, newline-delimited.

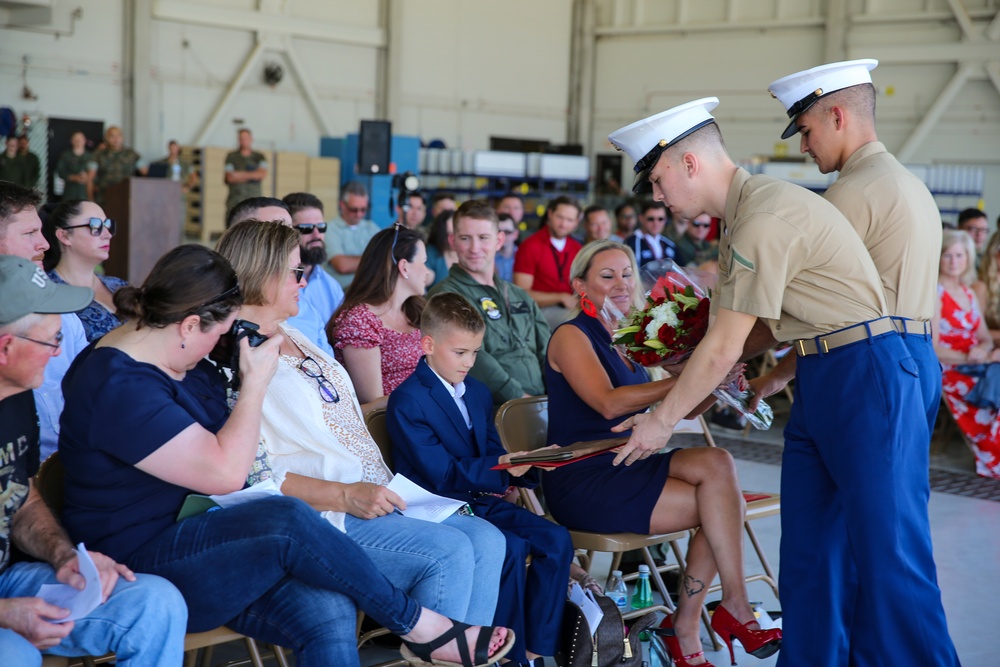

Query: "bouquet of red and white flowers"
left=610, top=259, right=773, bottom=430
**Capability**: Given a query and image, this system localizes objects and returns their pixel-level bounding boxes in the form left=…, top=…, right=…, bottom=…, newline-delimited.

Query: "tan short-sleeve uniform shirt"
left=712, top=168, right=887, bottom=342
left=822, top=142, right=941, bottom=321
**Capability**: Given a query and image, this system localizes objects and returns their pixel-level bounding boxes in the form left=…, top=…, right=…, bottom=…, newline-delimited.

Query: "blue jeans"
left=0, top=563, right=186, bottom=667
left=344, top=511, right=504, bottom=625
left=125, top=496, right=424, bottom=667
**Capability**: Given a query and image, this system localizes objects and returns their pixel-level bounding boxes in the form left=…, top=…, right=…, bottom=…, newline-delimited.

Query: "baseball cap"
left=0, top=255, right=93, bottom=325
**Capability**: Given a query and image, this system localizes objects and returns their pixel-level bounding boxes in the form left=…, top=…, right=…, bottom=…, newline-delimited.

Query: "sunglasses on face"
left=645, top=216, right=666, bottom=222
left=64, top=218, right=116, bottom=236
left=343, top=205, right=367, bottom=215
left=294, top=223, right=328, bottom=234
left=290, top=266, right=306, bottom=282
left=691, top=221, right=712, bottom=228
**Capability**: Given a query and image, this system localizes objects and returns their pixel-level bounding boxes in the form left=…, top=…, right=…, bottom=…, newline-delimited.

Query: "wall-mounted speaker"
left=358, top=120, right=391, bottom=174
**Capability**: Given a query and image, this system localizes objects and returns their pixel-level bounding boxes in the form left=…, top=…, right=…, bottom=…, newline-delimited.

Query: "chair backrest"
left=35, top=452, right=66, bottom=515
left=494, top=396, right=550, bottom=516
left=494, top=395, right=549, bottom=454
left=364, top=408, right=394, bottom=471
left=674, top=414, right=717, bottom=447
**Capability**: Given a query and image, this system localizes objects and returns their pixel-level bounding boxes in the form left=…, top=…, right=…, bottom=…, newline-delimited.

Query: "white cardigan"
left=260, top=325, right=393, bottom=532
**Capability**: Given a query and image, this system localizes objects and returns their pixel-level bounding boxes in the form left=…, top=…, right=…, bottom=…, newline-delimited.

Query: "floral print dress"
left=938, top=284, right=1000, bottom=478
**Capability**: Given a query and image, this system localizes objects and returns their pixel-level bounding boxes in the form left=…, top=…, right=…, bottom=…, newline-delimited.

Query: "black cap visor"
left=779, top=88, right=825, bottom=139
left=630, top=118, right=716, bottom=194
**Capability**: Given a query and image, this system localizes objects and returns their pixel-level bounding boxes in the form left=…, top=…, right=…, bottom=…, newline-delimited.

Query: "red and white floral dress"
left=330, top=303, right=422, bottom=397
left=938, top=284, right=1000, bottom=478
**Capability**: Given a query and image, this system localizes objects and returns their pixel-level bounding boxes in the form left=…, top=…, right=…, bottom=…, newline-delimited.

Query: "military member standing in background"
left=56, top=131, right=97, bottom=201
left=17, top=135, right=41, bottom=189
left=93, top=125, right=144, bottom=204
left=224, top=128, right=268, bottom=216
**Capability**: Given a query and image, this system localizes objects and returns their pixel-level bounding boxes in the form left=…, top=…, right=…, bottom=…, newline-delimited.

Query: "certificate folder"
left=491, top=438, right=626, bottom=470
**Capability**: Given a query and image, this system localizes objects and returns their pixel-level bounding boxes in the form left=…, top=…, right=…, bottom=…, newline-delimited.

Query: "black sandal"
left=400, top=620, right=515, bottom=667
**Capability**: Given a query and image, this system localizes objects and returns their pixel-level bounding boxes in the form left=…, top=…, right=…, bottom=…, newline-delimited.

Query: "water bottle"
left=631, top=564, right=654, bottom=609
left=604, top=569, right=628, bottom=612
left=171, top=161, right=182, bottom=181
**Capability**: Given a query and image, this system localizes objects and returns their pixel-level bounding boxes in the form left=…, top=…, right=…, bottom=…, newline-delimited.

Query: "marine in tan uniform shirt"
left=823, top=141, right=940, bottom=321
left=714, top=166, right=886, bottom=342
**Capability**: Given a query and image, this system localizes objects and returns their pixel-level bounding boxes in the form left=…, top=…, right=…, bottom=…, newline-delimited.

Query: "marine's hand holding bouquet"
left=610, top=259, right=773, bottom=430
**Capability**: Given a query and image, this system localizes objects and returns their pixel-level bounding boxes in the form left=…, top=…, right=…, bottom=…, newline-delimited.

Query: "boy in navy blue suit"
left=388, top=292, right=573, bottom=667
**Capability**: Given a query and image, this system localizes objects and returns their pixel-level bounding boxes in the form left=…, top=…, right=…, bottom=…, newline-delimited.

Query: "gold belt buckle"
left=820, top=338, right=830, bottom=353
left=795, top=339, right=807, bottom=356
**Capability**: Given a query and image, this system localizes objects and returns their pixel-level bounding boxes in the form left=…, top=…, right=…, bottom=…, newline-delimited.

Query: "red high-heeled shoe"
left=709, top=604, right=782, bottom=666
left=655, top=615, right=716, bottom=667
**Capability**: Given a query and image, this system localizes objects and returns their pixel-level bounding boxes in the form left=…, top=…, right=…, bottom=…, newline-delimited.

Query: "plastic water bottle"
left=604, top=569, right=628, bottom=612
left=631, top=564, right=654, bottom=609
left=171, top=162, right=181, bottom=181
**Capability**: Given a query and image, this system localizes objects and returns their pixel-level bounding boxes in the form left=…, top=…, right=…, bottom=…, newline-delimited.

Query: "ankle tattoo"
left=683, top=575, right=705, bottom=597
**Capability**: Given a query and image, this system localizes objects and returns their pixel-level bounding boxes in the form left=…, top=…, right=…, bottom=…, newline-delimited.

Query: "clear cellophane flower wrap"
left=607, top=258, right=773, bottom=430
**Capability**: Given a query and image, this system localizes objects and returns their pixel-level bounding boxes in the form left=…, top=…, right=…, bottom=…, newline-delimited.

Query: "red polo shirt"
left=513, top=225, right=581, bottom=294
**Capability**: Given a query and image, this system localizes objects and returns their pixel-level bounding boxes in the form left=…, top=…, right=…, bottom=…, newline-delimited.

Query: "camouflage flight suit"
left=56, top=150, right=97, bottom=200
left=224, top=150, right=268, bottom=213
left=94, top=147, right=141, bottom=202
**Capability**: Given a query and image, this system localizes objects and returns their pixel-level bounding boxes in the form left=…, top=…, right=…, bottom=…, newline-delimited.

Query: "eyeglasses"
left=343, top=205, right=367, bottom=214
left=63, top=218, right=116, bottom=237
left=965, top=227, right=989, bottom=235
left=691, top=221, right=712, bottom=228
left=299, top=356, right=340, bottom=403
left=645, top=216, right=666, bottom=222
left=14, top=330, right=63, bottom=351
left=294, top=223, right=327, bottom=234
left=290, top=266, right=305, bottom=282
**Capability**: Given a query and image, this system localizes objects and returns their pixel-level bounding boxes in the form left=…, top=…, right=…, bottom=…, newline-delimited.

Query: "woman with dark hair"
left=327, top=225, right=429, bottom=406
left=43, top=199, right=126, bottom=341
left=58, top=243, right=514, bottom=667
left=425, top=210, right=457, bottom=287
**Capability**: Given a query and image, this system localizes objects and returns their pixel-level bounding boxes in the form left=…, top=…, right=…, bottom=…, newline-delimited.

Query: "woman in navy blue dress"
left=545, top=240, right=780, bottom=667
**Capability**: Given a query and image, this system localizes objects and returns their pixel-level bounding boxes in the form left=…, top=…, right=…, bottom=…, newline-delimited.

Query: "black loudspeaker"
left=358, top=120, right=391, bottom=174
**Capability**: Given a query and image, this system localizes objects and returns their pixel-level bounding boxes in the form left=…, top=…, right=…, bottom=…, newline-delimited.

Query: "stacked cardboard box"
left=307, top=157, right=341, bottom=213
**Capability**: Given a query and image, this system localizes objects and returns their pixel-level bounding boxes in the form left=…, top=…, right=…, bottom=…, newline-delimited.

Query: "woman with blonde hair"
left=972, top=229, right=1000, bottom=345
left=937, top=228, right=1000, bottom=478
left=215, top=220, right=509, bottom=651
left=544, top=240, right=781, bottom=667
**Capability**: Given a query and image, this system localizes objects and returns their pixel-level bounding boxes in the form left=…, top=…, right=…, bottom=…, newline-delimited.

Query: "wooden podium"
left=102, top=177, right=183, bottom=284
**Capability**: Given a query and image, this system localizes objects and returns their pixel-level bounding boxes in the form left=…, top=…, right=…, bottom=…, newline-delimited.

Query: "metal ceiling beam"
left=193, top=40, right=265, bottom=146
left=848, top=40, right=1000, bottom=63
left=896, top=62, right=975, bottom=162
left=152, top=0, right=385, bottom=48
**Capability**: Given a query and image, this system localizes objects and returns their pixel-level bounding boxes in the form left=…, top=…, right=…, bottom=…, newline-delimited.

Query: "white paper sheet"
left=36, top=543, right=102, bottom=623
left=210, top=478, right=282, bottom=507
left=568, top=581, right=604, bottom=636
left=386, top=474, right=466, bottom=523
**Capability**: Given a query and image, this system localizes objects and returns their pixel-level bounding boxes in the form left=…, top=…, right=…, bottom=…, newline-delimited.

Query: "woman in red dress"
left=936, top=228, right=1000, bottom=478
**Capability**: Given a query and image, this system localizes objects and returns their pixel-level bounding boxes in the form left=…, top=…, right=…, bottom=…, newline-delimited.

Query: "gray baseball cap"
left=0, top=255, right=94, bottom=326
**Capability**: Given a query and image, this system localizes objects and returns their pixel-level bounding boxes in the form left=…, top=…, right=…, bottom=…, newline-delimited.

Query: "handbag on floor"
left=560, top=590, right=658, bottom=667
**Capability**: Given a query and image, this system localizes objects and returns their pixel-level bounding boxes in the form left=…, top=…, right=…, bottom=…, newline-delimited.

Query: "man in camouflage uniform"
left=55, top=131, right=96, bottom=201
left=17, top=135, right=41, bottom=189
left=224, top=128, right=268, bottom=215
left=93, top=126, right=143, bottom=203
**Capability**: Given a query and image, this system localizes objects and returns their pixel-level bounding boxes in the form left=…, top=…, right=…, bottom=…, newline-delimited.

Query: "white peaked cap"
left=608, top=97, right=720, bottom=194
left=767, top=59, right=878, bottom=138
